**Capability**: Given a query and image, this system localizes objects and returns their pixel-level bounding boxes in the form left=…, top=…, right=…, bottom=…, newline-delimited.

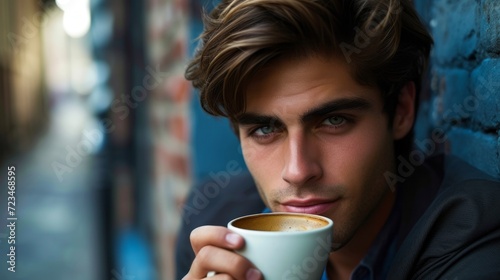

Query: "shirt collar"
left=350, top=192, right=402, bottom=280
left=264, top=192, right=402, bottom=280
left=322, top=192, right=402, bottom=280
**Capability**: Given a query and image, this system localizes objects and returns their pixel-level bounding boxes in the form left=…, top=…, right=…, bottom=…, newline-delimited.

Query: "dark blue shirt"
left=263, top=194, right=401, bottom=280
left=263, top=203, right=400, bottom=280
left=321, top=196, right=401, bottom=280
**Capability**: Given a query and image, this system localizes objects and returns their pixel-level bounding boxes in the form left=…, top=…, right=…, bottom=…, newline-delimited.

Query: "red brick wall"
left=146, top=0, right=191, bottom=278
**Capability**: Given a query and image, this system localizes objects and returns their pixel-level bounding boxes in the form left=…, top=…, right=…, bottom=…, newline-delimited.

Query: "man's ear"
left=392, top=81, right=416, bottom=140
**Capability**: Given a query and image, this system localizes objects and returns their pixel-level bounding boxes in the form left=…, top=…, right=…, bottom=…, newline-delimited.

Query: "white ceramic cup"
left=227, top=212, right=333, bottom=280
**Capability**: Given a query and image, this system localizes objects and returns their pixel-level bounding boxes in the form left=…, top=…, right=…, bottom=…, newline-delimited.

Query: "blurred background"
left=1, top=0, right=499, bottom=279
left=0, top=0, right=246, bottom=279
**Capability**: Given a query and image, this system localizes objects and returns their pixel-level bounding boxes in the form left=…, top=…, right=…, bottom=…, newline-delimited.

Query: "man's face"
left=237, top=55, right=397, bottom=248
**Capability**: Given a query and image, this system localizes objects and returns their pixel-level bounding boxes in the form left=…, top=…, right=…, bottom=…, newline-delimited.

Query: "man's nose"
left=281, top=131, right=323, bottom=186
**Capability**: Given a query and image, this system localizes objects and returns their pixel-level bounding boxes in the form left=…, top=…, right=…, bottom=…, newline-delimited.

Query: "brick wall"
left=146, top=0, right=191, bottom=279
left=414, top=0, right=500, bottom=178
left=146, top=1, right=247, bottom=278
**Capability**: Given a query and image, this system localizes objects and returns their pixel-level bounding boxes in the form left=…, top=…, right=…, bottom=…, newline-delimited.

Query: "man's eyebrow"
left=301, top=97, right=372, bottom=123
left=235, top=97, right=371, bottom=125
left=236, top=113, right=281, bottom=126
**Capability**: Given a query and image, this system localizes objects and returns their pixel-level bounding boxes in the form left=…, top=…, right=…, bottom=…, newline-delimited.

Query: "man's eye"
left=323, top=116, right=346, bottom=126
left=254, top=126, right=275, bottom=136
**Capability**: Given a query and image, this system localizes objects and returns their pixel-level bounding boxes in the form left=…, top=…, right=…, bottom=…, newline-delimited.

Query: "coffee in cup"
left=231, top=212, right=329, bottom=232
left=228, top=212, right=333, bottom=280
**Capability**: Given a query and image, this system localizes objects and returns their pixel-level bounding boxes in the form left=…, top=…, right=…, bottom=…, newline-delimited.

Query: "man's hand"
left=182, top=225, right=263, bottom=280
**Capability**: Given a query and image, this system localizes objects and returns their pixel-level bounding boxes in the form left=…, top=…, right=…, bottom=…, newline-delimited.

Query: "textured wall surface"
left=414, top=0, right=500, bottom=178
left=146, top=0, right=191, bottom=278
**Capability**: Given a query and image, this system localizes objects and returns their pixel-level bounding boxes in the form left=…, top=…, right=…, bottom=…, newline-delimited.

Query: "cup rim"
left=227, top=212, right=333, bottom=235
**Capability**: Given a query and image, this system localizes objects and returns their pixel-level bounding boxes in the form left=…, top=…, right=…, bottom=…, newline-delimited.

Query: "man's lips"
left=280, top=198, right=339, bottom=215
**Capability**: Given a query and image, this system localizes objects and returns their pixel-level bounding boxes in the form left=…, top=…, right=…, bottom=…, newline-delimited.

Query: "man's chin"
left=330, top=241, right=346, bottom=252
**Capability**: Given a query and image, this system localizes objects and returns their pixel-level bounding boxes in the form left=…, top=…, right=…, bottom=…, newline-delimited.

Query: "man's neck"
left=327, top=190, right=396, bottom=280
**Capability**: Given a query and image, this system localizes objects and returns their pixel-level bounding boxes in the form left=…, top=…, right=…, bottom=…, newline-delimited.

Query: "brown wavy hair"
left=185, top=0, right=433, bottom=157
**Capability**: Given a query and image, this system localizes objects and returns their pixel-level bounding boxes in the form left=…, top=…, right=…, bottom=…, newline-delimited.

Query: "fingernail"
left=246, top=268, right=261, bottom=280
left=225, top=233, right=241, bottom=246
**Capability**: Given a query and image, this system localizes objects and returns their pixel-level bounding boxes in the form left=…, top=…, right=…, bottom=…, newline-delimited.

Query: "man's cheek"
left=241, top=141, right=258, bottom=161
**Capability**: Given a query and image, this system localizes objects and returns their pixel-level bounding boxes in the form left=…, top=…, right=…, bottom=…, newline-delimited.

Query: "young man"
left=179, top=0, right=500, bottom=279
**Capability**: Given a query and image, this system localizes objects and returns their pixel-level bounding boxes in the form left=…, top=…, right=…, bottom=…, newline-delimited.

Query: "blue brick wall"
left=414, top=0, right=500, bottom=178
